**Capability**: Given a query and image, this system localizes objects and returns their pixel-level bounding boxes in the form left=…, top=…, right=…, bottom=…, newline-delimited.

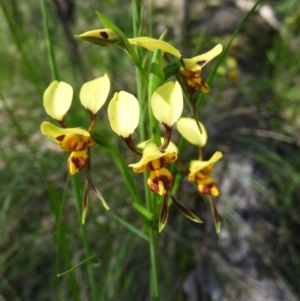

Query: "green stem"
left=132, top=1, right=160, bottom=299
left=148, top=226, right=160, bottom=300
left=71, top=175, right=97, bottom=301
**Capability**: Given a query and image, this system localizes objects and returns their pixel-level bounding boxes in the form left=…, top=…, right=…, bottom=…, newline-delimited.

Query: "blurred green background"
left=1, top=0, right=300, bottom=300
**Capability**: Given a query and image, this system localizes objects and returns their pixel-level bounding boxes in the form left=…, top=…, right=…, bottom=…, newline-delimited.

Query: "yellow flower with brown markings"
left=41, top=122, right=95, bottom=175
left=129, top=141, right=177, bottom=195
left=188, top=152, right=223, bottom=196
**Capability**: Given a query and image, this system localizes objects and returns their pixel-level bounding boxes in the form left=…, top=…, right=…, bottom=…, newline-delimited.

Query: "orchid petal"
left=183, top=44, right=223, bottom=71
left=41, top=122, right=91, bottom=142
left=128, top=37, right=181, bottom=58
left=189, top=151, right=223, bottom=174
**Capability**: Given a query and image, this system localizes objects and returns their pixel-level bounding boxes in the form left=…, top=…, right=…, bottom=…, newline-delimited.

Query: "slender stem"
left=71, top=175, right=97, bottom=301
left=148, top=226, right=160, bottom=300
left=132, top=0, right=160, bottom=299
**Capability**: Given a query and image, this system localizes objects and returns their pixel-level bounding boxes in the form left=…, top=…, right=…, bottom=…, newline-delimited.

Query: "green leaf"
left=132, top=202, right=154, bottom=221
left=57, top=256, right=100, bottom=277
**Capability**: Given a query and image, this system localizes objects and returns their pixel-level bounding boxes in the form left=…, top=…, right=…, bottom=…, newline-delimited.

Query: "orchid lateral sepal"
left=170, top=194, right=203, bottom=224
left=86, top=169, right=110, bottom=211
left=159, top=195, right=169, bottom=232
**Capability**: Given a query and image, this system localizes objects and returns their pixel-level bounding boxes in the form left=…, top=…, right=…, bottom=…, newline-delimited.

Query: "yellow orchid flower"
left=188, top=152, right=223, bottom=196
left=128, top=37, right=222, bottom=93
left=129, top=141, right=177, bottom=195
left=41, top=75, right=110, bottom=174
left=41, top=122, right=95, bottom=175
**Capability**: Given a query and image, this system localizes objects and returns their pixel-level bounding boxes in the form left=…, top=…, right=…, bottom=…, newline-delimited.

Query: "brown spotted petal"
left=147, top=160, right=174, bottom=195
left=170, top=194, right=203, bottom=223
left=196, top=174, right=220, bottom=197
left=59, top=134, right=95, bottom=151
left=68, top=149, right=89, bottom=175
left=159, top=195, right=169, bottom=232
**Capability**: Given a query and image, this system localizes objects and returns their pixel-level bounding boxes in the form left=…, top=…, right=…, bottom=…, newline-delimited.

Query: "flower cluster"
left=41, top=13, right=224, bottom=231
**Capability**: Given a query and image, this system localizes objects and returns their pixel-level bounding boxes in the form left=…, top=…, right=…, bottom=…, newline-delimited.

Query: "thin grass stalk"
left=0, top=0, right=42, bottom=94
left=48, top=181, right=80, bottom=301
left=40, top=0, right=58, bottom=80
left=71, top=175, right=97, bottom=301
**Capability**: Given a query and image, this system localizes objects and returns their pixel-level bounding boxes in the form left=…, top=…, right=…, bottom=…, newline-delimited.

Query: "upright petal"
left=176, top=117, right=207, bottom=147
left=183, top=44, right=223, bottom=71
left=108, top=91, right=140, bottom=137
left=43, top=81, right=73, bottom=120
left=80, top=74, right=110, bottom=114
left=151, top=81, right=183, bottom=127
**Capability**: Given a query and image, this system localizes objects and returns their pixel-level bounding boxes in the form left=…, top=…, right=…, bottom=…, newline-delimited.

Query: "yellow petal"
left=108, top=91, right=140, bottom=137
left=176, top=117, right=207, bottom=147
left=78, top=29, right=121, bottom=46
left=41, top=122, right=90, bottom=142
left=151, top=81, right=183, bottom=126
left=189, top=151, right=223, bottom=174
left=80, top=74, right=110, bottom=114
left=128, top=142, right=166, bottom=169
left=43, top=81, right=73, bottom=120
left=183, top=44, right=223, bottom=71
left=128, top=37, right=181, bottom=58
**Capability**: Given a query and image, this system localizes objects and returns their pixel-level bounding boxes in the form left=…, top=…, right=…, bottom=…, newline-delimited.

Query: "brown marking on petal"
left=200, top=185, right=213, bottom=195
left=148, top=174, right=174, bottom=195
left=197, top=60, right=206, bottom=66
left=100, top=31, right=109, bottom=39
left=56, top=135, right=65, bottom=141
left=148, top=159, right=164, bottom=171
left=69, top=156, right=88, bottom=171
